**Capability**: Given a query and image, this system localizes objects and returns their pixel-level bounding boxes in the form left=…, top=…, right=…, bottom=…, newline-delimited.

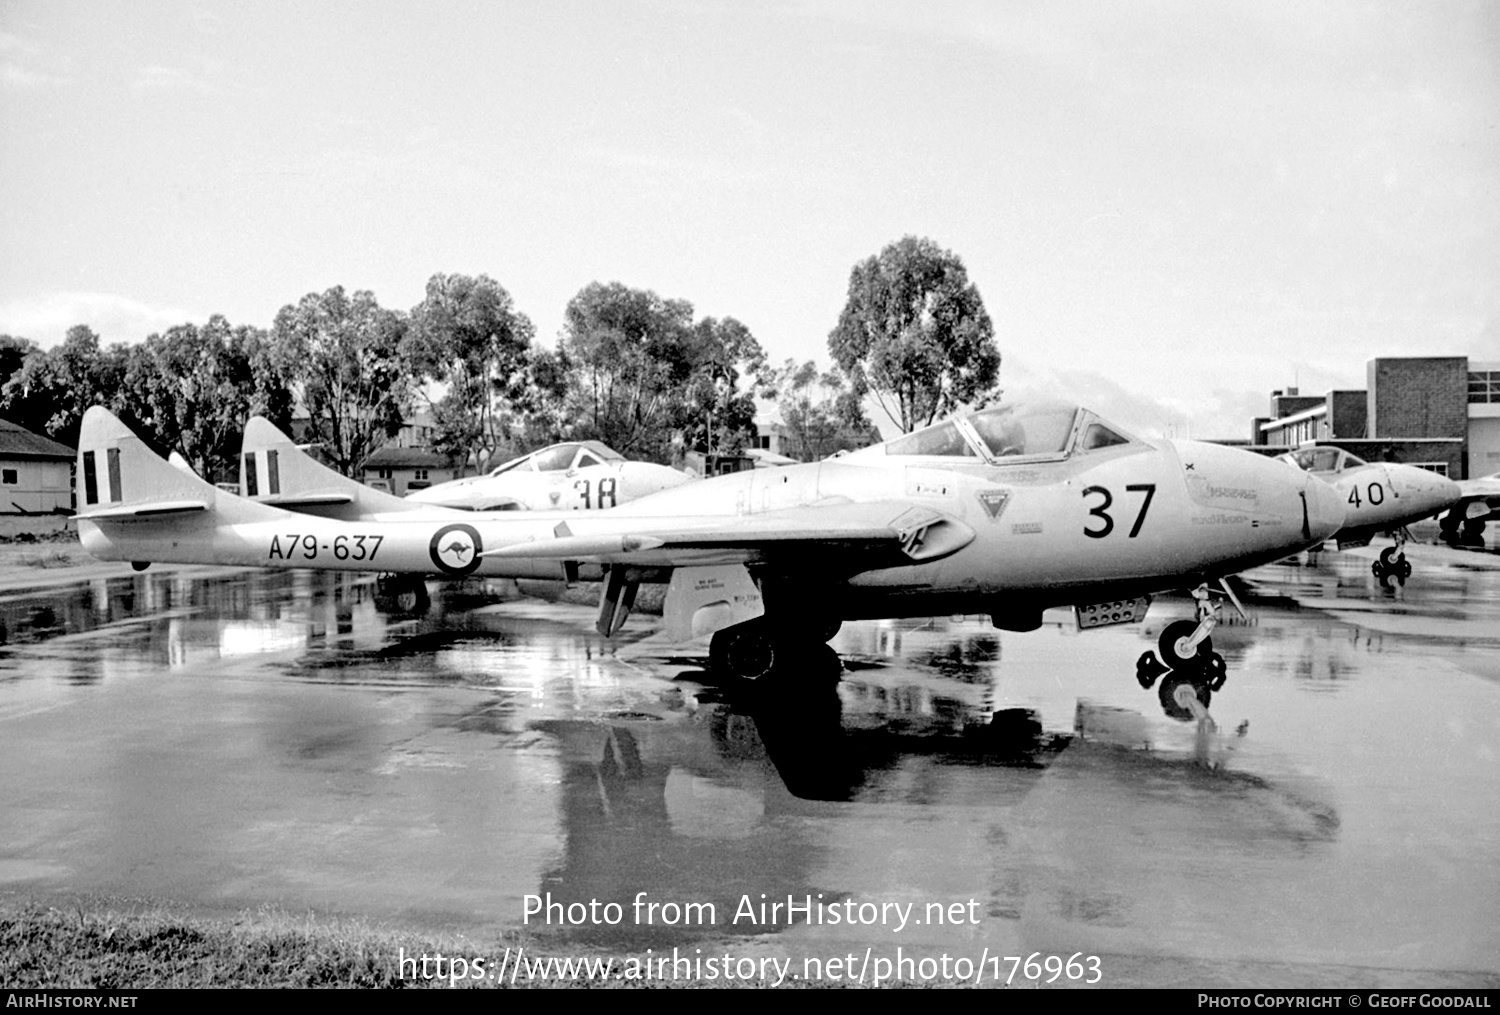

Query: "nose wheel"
left=1158, top=672, right=1214, bottom=722
left=1372, top=545, right=1412, bottom=587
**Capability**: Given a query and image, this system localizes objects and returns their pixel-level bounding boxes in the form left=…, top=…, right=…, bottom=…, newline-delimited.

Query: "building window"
left=1, top=468, right=15, bottom=485
left=414, top=469, right=428, bottom=481
left=1469, top=371, right=1500, bottom=404
left=1410, top=462, right=1449, bottom=476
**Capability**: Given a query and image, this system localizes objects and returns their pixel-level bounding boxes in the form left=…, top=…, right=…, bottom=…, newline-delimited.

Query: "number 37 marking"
left=1082, top=484, right=1156, bottom=539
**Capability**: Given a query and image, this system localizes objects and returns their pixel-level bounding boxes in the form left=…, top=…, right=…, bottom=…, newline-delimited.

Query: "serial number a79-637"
left=267, top=533, right=384, bottom=562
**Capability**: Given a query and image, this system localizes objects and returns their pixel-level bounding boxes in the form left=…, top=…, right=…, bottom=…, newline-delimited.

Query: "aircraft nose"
left=1304, top=474, right=1345, bottom=542
left=1388, top=465, right=1461, bottom=514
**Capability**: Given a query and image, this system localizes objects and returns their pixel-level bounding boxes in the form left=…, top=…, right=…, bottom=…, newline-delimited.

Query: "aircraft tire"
left=1378, top=546, right=1400, bottom=569
left=1158, top=620, right=1211, bottom=670
left=1204, top=651, right=1228, bottom=691
left=1136, top=651, right=1166, bottom=689
left=710, top=622, right=778, bottom=683
left=374, top=579, right=432, bottom=616
left=1158, top=672, right=1212, bottom=722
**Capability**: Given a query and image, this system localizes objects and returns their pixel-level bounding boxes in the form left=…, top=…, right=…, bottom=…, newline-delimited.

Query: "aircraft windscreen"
left=968, top=404, right=1078, bottom=457
left=1283, top=447, right=1358, bottom=474
left=885, top=422, right=978, bottom=457
left=530, top=445, right=578, bottom=472
left=580, top=441, right=625, bottom=462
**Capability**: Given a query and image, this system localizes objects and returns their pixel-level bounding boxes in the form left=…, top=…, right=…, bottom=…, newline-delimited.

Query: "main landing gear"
left=374, top=574, right=432, bottom=615
left=1439, top=509, right=1487, bottom=549
left=1135, top=583, right=1234, bottom=721
left=1371, top=529, right=1413, bottom=588
left=708, top=614, right=843, bottom=688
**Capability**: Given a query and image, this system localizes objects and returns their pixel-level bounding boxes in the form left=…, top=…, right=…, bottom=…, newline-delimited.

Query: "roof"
left=0, top=418, right=75, bottom=460
left=361, top=446, right=458, bottom=469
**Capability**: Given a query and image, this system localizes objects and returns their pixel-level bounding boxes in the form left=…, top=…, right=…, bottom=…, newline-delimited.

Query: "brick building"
left=1252, top=356, right=1500, bottom=479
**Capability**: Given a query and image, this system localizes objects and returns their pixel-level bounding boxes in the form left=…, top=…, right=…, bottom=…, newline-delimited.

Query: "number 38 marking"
left=1082, top=483, right=1156, bottom=539
left=572, top=476, right=619, bottom=509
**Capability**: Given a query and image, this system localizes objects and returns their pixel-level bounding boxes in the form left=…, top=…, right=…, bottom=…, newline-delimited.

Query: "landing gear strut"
left=1371, top=530, right=1413, bottom=587
left=1135, top=582, right=1234, bottom=720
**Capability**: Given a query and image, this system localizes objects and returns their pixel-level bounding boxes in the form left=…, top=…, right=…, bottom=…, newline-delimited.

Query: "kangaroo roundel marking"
left=429, top=523, right=483, bottom=576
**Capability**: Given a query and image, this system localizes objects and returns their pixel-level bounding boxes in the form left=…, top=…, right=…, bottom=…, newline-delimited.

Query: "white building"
left=0, top=418, right=74, bottom=514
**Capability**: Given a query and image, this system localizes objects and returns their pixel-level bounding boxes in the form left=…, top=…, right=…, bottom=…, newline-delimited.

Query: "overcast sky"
left=2, top=0, right=1497, bottom=439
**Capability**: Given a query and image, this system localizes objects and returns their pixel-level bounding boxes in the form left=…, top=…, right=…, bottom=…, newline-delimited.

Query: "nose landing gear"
left=1135, top=584, right=1234, bottom=721
left=1371, top=539, right=1412, bottom=588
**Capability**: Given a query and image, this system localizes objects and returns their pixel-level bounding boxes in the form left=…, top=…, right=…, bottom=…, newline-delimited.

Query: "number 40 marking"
left=1082, top=483, right=1156, bottom=539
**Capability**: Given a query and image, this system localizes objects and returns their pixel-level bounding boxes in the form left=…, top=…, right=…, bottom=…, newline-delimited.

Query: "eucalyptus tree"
left=406, top=272, right=536, bottom=471
left=828, top=236, right=1000, bottom=433
left=271, top=286, right=413, bottom=477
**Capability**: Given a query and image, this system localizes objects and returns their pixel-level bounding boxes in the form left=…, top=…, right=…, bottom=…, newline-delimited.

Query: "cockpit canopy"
left=488, top=441, right=624, bottom=476
left=1276, top=446, right=1367, bottom=476
left=866, top=401, right=1141, bottom=463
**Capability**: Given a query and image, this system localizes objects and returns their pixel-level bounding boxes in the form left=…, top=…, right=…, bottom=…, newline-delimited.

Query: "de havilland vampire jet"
left=405, top=440, right=693, bottom=512
left=237, top=416, right=694, bottom=520
left=74, top=402, right=1344, bottom=706
left=1274, top=446, right=1460, bottom=585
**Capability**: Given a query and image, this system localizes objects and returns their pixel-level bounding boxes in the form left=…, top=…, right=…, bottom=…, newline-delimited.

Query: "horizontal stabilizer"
left=257, top=492, right=355, bottom=508
left=74, top=499, right=209, bottom=520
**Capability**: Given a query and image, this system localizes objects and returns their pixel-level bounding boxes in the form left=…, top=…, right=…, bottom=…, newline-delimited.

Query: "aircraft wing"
left=481, top=501, right=975, bottom=570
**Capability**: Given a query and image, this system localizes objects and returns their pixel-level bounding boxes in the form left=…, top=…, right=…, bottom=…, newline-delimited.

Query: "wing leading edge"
left=480, top=503, right=975, bottom=570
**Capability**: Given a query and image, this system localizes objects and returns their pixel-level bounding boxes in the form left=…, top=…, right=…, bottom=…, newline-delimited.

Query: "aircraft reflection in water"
left=1275, top=446, right=1460, bottom=586
left=75, top=400, right=1344, bottom=709
left=526, top=645, right=1338, bottom=945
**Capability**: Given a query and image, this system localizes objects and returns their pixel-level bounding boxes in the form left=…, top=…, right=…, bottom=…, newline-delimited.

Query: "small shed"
left=0, top=418, right=75, bottom=514
left=361, top=446, right=460, bottom=496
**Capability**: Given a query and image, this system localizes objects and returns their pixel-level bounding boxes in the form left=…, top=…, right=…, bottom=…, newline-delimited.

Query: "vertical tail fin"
left=240, top=416, right=451, bottom=520
left=74, top=406, right=279, bottom=524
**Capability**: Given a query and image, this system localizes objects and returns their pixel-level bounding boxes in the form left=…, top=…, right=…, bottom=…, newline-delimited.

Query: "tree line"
left=0, top=236, right=1000, bottom=483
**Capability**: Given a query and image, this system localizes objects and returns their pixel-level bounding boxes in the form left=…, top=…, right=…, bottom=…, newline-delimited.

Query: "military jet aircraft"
left=73, top=402, right=1344, bottom=705
left=405, top=439, right=693, bottom=512
left=237, top=416, right=693, bottom=519
left=1274, top=446, right=1460, bottom=584
left=1439, top=470, right=1500, bottom=548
